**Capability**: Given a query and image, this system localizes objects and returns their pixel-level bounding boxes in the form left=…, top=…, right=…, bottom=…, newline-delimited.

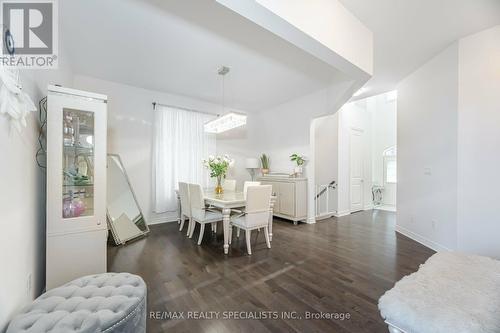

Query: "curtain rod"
left=152, top=102, right=219, bottom=117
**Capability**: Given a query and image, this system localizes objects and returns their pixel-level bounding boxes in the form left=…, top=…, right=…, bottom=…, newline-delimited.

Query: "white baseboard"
left=149, top=212, right=179, bottom=225
left=306, top=217, right=316, bottom=224
left=364, top=204, right=374, bottom=211
left=375, top=205, right=397, bottom=212
left=333, top=210, right=350, bottom=217
left=315, top=214, right=334, bottom=221
left=149, top=218, right=178, bottom=225
left=395, top=225, right=451, bottom=252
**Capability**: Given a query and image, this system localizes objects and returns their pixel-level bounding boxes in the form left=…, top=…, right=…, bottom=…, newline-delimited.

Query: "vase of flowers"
left=203, top=155, right=233, bottom=194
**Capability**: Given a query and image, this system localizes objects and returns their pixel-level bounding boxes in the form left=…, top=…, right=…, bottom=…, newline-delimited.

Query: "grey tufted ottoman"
left=7, top=273, right=147, bottom=333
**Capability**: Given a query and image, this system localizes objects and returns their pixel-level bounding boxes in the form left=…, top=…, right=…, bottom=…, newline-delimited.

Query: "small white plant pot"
left=294, top=166, right=303, bottom=175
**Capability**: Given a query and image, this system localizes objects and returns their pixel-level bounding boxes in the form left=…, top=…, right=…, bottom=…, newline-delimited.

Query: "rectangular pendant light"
left=204, top=112, right=247, bottom=134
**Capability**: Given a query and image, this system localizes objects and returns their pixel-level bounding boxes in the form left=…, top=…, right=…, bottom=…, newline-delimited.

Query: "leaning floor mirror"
left=107, top=154, right=149, bottom=245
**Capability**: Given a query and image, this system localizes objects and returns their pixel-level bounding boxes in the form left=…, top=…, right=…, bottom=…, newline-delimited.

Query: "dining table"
left=203, top=190, right=276, bottom=254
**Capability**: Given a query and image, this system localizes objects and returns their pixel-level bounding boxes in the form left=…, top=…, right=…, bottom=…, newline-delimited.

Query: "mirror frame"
left=106, top=153, right=150, bottom=245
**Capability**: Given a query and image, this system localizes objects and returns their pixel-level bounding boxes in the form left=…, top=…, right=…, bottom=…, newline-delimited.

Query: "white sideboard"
left=258, top=177, right=307, bottom=224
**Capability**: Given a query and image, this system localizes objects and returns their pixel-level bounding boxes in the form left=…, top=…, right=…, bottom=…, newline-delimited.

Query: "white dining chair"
left=178, top=182, right=191, bottom=236
left=230, top=185, right=272, bottom=255
left=188, top=183, right=223, bottom=245
left=223, top=179, right=237, bottom=192
left=243, top=181, right=261, bottom=198
left=235, top=181, right=262, bottom=238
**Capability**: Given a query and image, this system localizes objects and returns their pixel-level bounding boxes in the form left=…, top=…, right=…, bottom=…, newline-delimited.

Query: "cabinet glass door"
left=62, top=108, right=95, bottom=219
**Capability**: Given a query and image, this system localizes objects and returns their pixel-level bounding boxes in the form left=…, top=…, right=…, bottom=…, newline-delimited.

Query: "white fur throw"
left=379, top=252, right=500, bottom=333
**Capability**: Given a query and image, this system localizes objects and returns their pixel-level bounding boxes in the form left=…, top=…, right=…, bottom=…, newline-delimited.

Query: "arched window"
left=383, top=146, right=397, bottom=184
left=383, top=146, right=397, bottom=157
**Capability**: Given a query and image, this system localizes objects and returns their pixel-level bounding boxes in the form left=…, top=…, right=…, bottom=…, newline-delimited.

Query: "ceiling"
left=60, top=0, right=345, bottom=112
left=339, top=0, right=500, bottom=100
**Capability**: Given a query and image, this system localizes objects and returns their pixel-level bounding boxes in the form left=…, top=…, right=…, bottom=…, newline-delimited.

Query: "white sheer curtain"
left=153, top=105, right=216, bottom=213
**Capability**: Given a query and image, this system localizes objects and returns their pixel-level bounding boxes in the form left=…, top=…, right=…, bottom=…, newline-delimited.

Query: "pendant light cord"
left=217, top=65, right=230, bottom=117
left=222, top=72, right=225, bottom=115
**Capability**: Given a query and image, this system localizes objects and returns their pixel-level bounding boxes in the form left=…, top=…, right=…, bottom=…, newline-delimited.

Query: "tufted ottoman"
left=7, top=273, right=147, bottom=333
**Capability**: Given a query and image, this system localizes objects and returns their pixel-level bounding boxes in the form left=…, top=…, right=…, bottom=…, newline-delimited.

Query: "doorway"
left=371, top=91, right=397, bottom=212
left=311, top=91, right=397, bottom=218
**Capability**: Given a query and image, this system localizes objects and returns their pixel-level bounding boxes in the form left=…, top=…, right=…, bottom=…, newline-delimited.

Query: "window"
left=383, top=146, right=397, bottom=184
left=383, top=146, right=397, bottom=157
left=153, top=105, right=216, bottom=212
left=385, top=158, right=397, bottom=183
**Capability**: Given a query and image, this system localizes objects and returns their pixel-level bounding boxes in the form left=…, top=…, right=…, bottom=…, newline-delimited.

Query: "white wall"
left=253, top=90, right=324, bottom=223
left=251, top=81, right=355, bottom=222
left=457, top=26, right=500, bottom=257
left=215, top=87, right=349, bottom=192
left=254, top=81, right=355, bottom=170
left=397, top=25, right=500, bottom=257
left=216, top=119, right=261, bottom=191
left=314, top=115, right=339, bottom=186
left=0, top=53, right=74, bottom=331
left=313, top=114, right=339, bottom=214
left=73, top=75, right=227, bottom=224
left=396, top=43, right=459, bottom=251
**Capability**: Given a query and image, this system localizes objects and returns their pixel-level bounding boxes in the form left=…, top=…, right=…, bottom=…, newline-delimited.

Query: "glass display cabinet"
left=62, top=108, right=95, bottom=219
left=46, top=85, right=108, bottom=290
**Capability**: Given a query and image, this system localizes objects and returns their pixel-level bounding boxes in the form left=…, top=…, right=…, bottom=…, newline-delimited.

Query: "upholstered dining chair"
left=178, top=182, right=191, bottom=236
left=230, top=185, right=272, bottom=255
left=235, top=181, right=262, bottom=238
left=223, top=179, right=237, bottom=192
left=243, top=181, right=261, bottom=198
left=188, top=183, right=223, bottom=245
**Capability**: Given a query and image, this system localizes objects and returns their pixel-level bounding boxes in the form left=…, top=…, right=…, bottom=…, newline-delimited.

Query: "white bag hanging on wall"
left=0, top=65, right=37, bottom=132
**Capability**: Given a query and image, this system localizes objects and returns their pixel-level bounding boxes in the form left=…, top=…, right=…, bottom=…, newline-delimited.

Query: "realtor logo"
left=1, top=0, right=58, bottom=68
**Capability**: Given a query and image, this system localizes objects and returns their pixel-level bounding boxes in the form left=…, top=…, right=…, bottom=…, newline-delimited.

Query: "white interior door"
left=350, top=128, right=364, bottom=212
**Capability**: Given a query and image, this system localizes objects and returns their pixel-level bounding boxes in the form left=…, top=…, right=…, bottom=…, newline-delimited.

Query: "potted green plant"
left=260, top=153, right=270, bottom=175
left=202, top=155, right=233, bottom=194
left=290, top=153, right=306, bottom=176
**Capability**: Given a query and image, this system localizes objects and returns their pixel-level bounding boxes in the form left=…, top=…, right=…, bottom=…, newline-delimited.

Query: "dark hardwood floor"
left=108, top=210, right=434, bottom=333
